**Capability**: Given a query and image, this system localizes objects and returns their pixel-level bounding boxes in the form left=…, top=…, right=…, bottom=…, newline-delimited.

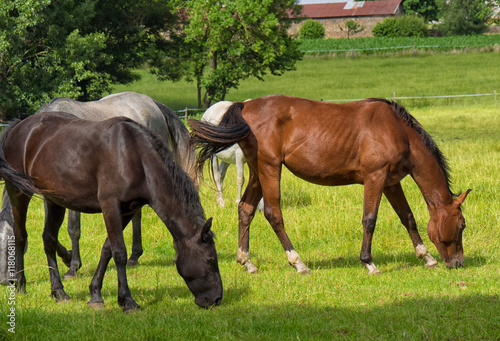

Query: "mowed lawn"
left=1, top=51, right=499, bottom=340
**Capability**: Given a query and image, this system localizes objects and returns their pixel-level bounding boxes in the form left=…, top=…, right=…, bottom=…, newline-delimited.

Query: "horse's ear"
left=455, top=189, right=471, bottom=207
left=202, top=218, right=213, bottom=237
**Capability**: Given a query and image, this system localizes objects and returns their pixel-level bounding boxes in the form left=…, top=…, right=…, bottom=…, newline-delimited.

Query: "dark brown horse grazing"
left=0, top=112, right=222, bottom=311
left=190, top=95, right=470, bottom=275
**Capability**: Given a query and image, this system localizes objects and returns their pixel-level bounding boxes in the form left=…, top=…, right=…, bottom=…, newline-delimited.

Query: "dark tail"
left=153, top=99, right=199, bottom=186
left=189, top=102, right=251, bottom=173
left=0, top=120, right=38, bottom=196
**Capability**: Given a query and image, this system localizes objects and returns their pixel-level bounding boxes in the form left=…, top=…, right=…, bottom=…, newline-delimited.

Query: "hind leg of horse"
left=213, top=157, right=230, bottom=207
left=235, top=149, right=245, bottom=204
left=383, top=183, right=438, bottom=268
left=7, top=186, right=30, bottom=293
left=46, top=200, right=72, bottom=270
left=236, top=170, right=263, bottom=274
left=58, top=209, right=82, bottom=279
left=43, top=202, right=70, bottom=301
left=127, top=210, right=143, bottom=266
left=259, top=164, right=310, bottom=274
left=360, top=175, right=388, bottom=275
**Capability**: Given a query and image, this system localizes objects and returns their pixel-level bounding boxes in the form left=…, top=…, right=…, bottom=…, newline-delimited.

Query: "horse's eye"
left=205, top=257, right=215, bottom=264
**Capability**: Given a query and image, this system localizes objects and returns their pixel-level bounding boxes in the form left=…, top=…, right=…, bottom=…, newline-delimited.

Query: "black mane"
left=122, top=120, right=206, bottom=226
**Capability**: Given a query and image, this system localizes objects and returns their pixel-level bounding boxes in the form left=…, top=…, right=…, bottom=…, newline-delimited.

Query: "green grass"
left=113, top=51, right=499, bottom=111
left=2, top=51, right=500, bottom=340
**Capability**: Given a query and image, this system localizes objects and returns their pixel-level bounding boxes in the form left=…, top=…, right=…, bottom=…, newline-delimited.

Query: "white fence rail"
left=322, top=91, right=498, bottom=109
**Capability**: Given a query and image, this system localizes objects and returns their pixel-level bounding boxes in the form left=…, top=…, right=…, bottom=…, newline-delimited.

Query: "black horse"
left=0, top=112, right=222, bottom=311
left=0, top=92, right=198, bottom=282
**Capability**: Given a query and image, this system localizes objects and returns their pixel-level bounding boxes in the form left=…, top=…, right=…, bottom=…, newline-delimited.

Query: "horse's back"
left=202, top=101, right=234, bottom=125
left=240, top=95, right=410, bottom=185
left=3, top=113, right=152, bottom=212
left=37, top=92, right=169, bottom=139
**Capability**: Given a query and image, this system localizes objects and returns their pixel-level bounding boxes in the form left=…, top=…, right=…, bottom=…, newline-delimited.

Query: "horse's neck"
left=410, top=141, right=453, bottom=211
left=148, top=173, right=203, bottom=242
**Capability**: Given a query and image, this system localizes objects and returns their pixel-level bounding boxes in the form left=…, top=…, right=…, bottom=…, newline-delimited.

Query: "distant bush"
left=372, top=18, right=397, bottom=37
left=299, top=19, right=325, bottom=39
left=373, top=15, right=429, bottom=37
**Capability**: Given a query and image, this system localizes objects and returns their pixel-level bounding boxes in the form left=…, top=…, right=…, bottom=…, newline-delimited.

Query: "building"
left=291, top=0, right=404, bottom=39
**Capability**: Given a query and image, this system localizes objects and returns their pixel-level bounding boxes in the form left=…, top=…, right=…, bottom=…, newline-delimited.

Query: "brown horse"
left=190, top=95, right=470, bottom=275
left=0, top=112, right=222, bottom=311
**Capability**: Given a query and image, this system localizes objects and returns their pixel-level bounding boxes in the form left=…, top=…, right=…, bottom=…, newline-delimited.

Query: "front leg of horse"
left=360, top=214, right=382, bottom=275
left=115, top=248, right=140, bottom=313
left=262, top=195, right=310, bottom=275
left=127, top=210, right=143, bottom=266
left=415, top=244, right=438, bottom=268
left=383, top=184, right=438, bottom=269
left=88, top=238, right=112, bottom=309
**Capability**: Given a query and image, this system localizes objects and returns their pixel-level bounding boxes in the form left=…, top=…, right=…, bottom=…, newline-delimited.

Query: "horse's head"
left=175, top=218, right=223, bottom=308
left=427, top=190, right=471, bottom=268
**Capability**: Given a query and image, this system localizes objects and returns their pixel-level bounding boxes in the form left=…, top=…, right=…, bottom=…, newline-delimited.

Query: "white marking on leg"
left=286, top=250, right=311, bottom=274
left=362, top=261, right=382, bottom=275
left=237, top=248, right=258, bottom=274
left=415, top=244, right=438, bottom=268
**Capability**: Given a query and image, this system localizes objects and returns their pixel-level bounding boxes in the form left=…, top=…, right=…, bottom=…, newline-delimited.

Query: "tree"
left=437, top=0, right=494, bottom=36
left=0, top=0, right=179, bottom=119
left=403, top=0, right=439, bottom=22
left=158, top=0, right=303, bottom=108
left=340, top=19, right=365, bottom=38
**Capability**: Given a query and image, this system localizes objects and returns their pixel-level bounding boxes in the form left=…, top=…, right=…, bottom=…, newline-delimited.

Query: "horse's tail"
left=189, top=102, right=251, bottom=173
left=153, top=99, right=199, bottom=187
left=0, top=120, right=38, bottom=196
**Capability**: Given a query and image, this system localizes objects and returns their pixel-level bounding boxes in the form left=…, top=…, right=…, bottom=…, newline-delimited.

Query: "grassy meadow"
left=1, top=51, right=500, bottom=340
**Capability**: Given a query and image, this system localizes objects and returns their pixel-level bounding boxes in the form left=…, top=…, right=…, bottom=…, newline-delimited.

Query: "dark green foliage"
left=403, top=0, right=439, bottom=22
left=299, top=19, right=326, bottom=39
left=160, top=0, right=303, bottom=108
left=373, top=15, right=429, bottom=37
left=0, top=0, right=178, bottom=119
left=437, top=0, right=493, bottom=36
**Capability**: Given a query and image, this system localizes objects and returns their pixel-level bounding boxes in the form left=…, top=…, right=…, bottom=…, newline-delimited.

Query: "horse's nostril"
left=214, top=296, right=222, bottom=306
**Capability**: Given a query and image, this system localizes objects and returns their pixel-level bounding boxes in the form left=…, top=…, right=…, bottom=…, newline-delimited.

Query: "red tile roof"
left=300, top=0, right=403, bottom=19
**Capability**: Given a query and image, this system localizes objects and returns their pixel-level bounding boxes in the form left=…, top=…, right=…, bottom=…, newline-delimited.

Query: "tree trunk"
left=197, top=76, right=202, bottom=109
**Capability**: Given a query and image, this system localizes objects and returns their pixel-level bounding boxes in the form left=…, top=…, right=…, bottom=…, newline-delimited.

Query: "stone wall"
left=290, top=16, right=392, bottom=39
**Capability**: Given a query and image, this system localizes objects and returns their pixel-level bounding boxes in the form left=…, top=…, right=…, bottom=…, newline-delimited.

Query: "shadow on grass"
left=5, top=293, right=499, bottom=340
left=305, top=252, right=489, bottom=271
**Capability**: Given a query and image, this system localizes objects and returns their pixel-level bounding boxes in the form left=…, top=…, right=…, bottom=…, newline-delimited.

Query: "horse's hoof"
left=245, top=263, right=259, bottom=274
left=424, top=260, right=438, bottom=269
left=127, top=259, right=140, bottom=267
left=53, top=291, right=71, bottom=302
left=368, top=269, right=382, bottom=275
left=63, top=270, right=77, bottom=280
left=123, top=305, right=141, bottom=314
left=87, top=301, right=104, bottom=309
left=298, top=267, right=312, bottom=275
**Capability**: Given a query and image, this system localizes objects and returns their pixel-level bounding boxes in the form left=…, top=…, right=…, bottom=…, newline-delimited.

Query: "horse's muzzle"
left=445, top=258, right=464, bottom=269
left=196, top=295, right=222, bottom=309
